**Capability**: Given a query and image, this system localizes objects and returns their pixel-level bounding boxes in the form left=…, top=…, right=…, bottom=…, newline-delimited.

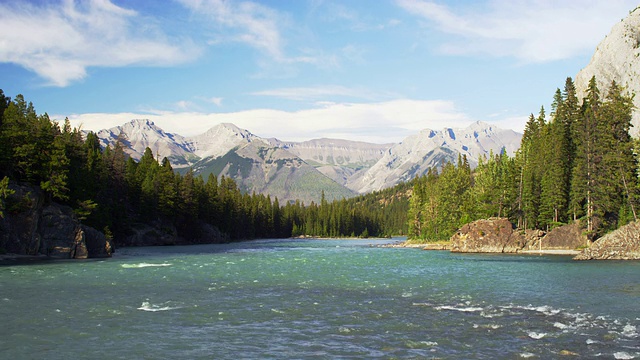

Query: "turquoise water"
left=1, top=238, right=638, bottom=359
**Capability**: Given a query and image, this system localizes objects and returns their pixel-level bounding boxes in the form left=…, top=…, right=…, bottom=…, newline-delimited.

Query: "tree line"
left=0, top=90, right=409, bottom=244
left=408, top=76, right=638, bottom=242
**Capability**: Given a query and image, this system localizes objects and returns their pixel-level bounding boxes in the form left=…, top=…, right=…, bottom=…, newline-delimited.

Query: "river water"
left=1, top=238, right=638, bottom=359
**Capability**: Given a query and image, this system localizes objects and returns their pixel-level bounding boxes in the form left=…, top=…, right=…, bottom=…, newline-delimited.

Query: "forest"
left=408, top=76, right=638, bottom=242
left=1, top=75, right=634, bottom=246
left=0, top=90, right=407, bottom=245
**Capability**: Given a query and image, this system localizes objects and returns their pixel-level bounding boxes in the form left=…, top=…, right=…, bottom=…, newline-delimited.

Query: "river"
left=1, top=238, right=638, bottom=359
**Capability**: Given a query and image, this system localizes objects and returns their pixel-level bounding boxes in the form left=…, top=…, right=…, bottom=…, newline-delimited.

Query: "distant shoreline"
left=383, top=241, right=581, bottom=255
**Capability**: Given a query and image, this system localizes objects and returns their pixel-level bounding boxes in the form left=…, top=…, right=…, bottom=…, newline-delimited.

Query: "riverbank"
left=381, top=240, right=450, bottom=250
left=0, top=253, right=48, bottom=262
left=519, top=249, right=580, bottom=255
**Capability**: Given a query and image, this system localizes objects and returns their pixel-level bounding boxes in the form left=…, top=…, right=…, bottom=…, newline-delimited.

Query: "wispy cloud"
left=178, top=0, right=301, bottom=62
left=0, top=0, right=199, bottom=86
left=396, top=0, right=638, bottom=62
left=62, top=99, right=478, bottom=143
left=205, top=97, right=224, bottom=106
left=250, top=85, right=396, bottom=102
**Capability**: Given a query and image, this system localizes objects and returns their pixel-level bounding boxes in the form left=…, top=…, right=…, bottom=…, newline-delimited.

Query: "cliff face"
left=575, top=7, right=640, bottom=136
left=0, top=184, right=112, bottom=259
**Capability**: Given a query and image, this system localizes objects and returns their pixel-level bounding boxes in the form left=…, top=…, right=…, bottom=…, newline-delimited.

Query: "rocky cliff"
left=575, top=6, right=640, bottom=136
left=0, top=183, right=112, bottom=259
left=574, top=221, right=640, bottom=260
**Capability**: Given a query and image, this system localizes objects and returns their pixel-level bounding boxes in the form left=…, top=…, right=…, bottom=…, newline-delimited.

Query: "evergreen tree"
left=571, top=76, right=601, bottom=237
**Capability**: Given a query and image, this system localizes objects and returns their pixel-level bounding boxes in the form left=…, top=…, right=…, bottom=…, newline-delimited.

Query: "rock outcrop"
left=0, top=183, right=112, bottom=259
left=536, top=222, right=587, bottom=250
left=450, top=218, right=527, bottom=253
left=574, top=221, right=640, bottom=260
left=449, top=219, right=587, bottom=254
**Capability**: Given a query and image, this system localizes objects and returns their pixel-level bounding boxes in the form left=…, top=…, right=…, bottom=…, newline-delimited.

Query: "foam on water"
left=435, top=305, right=484, bottom=312
left=622, top=324, right=638, bottom=337
left=121, top=263, right=172, bottom=268
left=614, top=352, right=636, bottom=359
left=528, top=331, right=547, bottom=339
left=137, top=301, right=182, bottom=312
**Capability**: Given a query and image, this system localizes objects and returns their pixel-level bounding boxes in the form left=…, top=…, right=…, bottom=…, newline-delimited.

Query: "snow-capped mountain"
left=575, top=6, right=640, bottom=136
left=352, top=121, right=522, bottom=193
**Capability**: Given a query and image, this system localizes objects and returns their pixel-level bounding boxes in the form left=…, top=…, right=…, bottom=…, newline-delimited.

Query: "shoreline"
left=519, top=249, right=580, bottom=255
left=0, top=253, right=49, bottom=262
left=383, top=241, right=580, bottom=255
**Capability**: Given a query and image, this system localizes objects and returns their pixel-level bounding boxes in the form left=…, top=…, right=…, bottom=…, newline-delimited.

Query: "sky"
left=0, top=0, right=638, bottom=144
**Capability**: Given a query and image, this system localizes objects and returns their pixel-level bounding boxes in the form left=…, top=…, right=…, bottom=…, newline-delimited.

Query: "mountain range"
left=94, top=119, right=522, bottom=203
left=93, top=7, right=640, bottom=204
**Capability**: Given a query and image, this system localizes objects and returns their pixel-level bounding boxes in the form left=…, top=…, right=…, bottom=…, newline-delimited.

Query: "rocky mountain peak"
left=575, top=6, right=640, bottom=135
left=351, top=122, right=522, bottom=193
left=95, top=119, right=192, bottom=162
left=186, top=122, right=266, bottom=160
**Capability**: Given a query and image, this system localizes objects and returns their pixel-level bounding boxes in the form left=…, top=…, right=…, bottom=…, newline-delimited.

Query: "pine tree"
left=40, top=134, right=70, bottom=201
left=600, top=81, right=638, bottom=226
left=518, top=113, right=543, bottom=229
left=571, top=76, right=601, bottom=237
left=538, top=96, right=569, bottom=228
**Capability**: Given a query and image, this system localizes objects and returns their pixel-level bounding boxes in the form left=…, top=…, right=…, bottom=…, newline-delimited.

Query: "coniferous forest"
left=408, top=76, right=638, bottom=242
left=1, top=75, right=636, bottom=247
left=0, top=89, right=407, bottom=246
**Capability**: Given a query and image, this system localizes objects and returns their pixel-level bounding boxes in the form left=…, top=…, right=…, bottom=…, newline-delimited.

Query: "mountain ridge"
left=91, top=119, right=522, bottom=202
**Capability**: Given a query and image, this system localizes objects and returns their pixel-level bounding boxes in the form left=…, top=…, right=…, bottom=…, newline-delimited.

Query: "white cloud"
left=250, top=85, right=395, bottom=102
left=178, top=0, right=341, bottom=70
left=0, top=0, right=199, bottom=87
left=396, top=0, right=639, bottom=62
left=178, top=0, right=287, bottom=60
left=60, top=99, right=489, bottom=144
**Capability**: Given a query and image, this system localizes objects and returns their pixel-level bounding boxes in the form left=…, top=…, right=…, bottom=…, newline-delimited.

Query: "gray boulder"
left=450, top=217, right=527, bottom=253
left=574, top=221, right=640, bottom=260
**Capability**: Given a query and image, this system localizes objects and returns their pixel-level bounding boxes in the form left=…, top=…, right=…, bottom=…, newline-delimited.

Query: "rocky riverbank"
left=0, top=183, right=112, bottom=259
left=431, top=217, right=638, bottom=260
left=574, top=221, right=640, bottom=260
left=448, top=218, right=586, bottom=254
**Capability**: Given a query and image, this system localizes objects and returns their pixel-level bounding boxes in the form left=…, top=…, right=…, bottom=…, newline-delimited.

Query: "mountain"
left=92, top=120, right=521, bottom=201
left=270, top=138, right=391, bottom=186
left=575, top=6, right=640, bottom=136
left=95, top=119, right=197, bottom=166
left=186, top=123, right=262, bottom=161
left=351, top=121, right=522, bottom=193
left=188, top=139, right=356, bottom=204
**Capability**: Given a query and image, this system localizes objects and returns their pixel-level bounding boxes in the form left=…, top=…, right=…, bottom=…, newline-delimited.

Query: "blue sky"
left=0, top=0, right=637, bottom=143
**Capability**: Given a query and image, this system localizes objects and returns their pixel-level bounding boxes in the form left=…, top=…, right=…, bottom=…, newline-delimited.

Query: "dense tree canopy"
left=408, top=76, right=638, bottom=242
left=0, top=91, right=409, bottom=244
